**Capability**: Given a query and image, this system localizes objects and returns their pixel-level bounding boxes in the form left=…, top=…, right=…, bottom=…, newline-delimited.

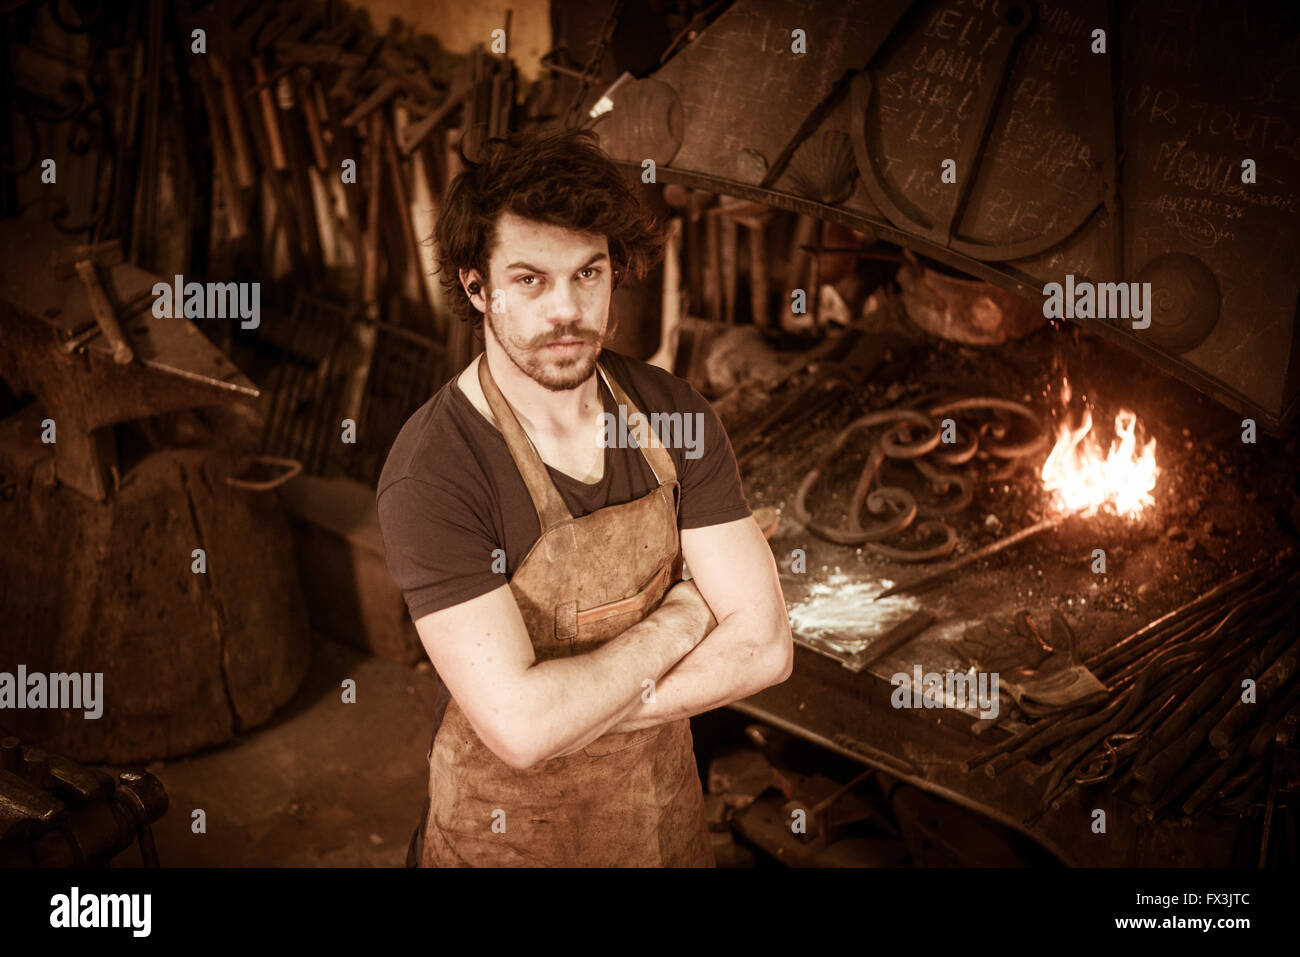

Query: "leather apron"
left=415, top=356, right=714, bottom=867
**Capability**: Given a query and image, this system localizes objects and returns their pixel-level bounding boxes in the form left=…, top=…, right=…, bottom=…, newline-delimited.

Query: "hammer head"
left=50, top=240, right=123, bottom=280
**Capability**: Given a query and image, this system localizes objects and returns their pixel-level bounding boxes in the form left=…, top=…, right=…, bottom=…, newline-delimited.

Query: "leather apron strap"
left=478, top=357, right=573, bottom=532
left=594, top=364, right=678, bottom=488
left=477, top=356, right=679, bottom=529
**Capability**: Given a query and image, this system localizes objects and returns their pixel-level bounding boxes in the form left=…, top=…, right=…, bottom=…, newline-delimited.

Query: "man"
left=377, top=129, right=792, bottom=868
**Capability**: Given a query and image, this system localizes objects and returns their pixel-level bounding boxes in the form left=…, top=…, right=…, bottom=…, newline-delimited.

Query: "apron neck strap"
left=478, top=355, right=573, bottom=532
left=477, top=354, right=681, bottom=533
left=594, top=364, right=678, bottom=487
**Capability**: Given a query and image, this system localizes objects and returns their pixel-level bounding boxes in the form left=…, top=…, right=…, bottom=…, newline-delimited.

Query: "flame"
left=1040, top=405, right=1159, bottom=518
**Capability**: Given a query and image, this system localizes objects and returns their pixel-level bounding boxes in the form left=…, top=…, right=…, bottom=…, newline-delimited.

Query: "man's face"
left=470, top=211, right=612, bottom=392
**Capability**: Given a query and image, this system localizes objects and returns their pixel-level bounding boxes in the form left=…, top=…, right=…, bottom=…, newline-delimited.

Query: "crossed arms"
left=412, top=515, right=792, bottom=770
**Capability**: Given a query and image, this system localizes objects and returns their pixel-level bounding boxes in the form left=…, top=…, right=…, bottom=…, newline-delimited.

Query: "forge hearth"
left=717, top=299, right=1297, bottom=866
left=733, top=314, right=1291, bottom=620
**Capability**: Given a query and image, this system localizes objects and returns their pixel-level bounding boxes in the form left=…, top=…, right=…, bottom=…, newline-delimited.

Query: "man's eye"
left=580, top=268, right=602, bottom=280
left=518, top=276, right=537, bottom=286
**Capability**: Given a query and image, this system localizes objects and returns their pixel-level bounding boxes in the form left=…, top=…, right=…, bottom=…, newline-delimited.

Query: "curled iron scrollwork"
left=792, top=398, right=1048, bottom=562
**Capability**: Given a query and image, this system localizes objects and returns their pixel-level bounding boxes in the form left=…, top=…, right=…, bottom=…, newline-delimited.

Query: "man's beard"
left=486, top=310, right=603, bottom=392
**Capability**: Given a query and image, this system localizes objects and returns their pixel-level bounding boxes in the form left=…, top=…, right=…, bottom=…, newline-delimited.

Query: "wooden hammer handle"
left=74, top=259, right=134, bottom=364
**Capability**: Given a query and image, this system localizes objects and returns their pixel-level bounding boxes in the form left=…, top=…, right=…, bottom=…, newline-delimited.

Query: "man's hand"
left=610, top=515, right=792, bottom=732
left=659, top=579, right=717, bottom=652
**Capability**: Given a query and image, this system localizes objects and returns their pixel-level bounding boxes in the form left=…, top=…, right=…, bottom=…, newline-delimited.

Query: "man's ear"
left=459, top=268, right=486, bottom=313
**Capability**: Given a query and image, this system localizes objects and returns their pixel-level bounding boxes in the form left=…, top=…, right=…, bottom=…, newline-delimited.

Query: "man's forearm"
left=608, top=614, right=788, bottom=732
left=547, top=695, right=644, bottom=758
left=518, top=584, right=713, bottom=764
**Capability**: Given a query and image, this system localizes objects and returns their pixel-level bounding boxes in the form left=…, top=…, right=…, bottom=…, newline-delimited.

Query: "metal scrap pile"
left=791, top=396, right=1048, bottom=562
left=968, top=556, right=1300, bottom=847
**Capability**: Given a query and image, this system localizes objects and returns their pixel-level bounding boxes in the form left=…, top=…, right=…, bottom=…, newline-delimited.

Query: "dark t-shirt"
left=376, top=349, right=751, bottom=624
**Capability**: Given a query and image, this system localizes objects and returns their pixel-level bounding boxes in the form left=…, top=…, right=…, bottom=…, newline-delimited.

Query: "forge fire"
left=1041, top=381, right=1160, bottom=518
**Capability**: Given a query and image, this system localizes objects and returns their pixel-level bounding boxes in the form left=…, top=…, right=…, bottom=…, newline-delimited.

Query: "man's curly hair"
left=434, top=128, right=665, bottom=327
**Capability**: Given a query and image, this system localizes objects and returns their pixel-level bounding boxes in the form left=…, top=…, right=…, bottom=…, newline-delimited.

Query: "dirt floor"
left=111, top=638, right=440, bottom=868
left=101, top=639, right=760, bottom=868
left=98, top=638, right=784, bottom=868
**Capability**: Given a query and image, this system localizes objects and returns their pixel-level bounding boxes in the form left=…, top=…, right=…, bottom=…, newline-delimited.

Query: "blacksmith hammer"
left=50, top=242, right=135, bottom=364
